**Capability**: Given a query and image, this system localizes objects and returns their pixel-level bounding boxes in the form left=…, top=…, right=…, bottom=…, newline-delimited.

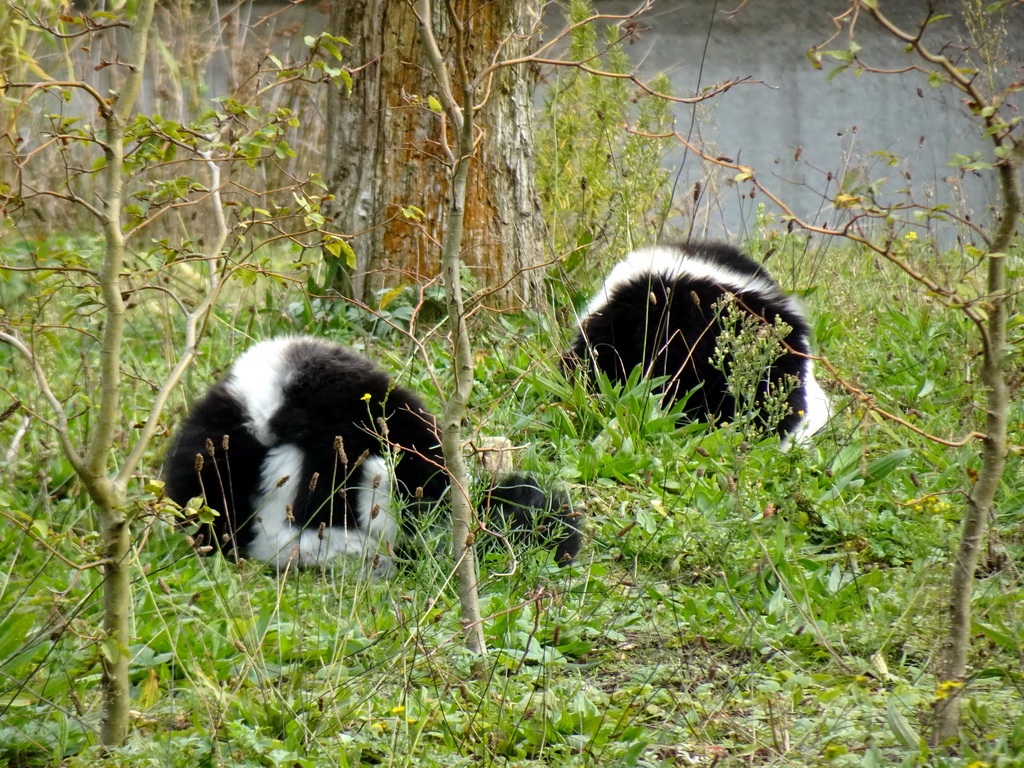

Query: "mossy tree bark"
left=325, top=0, right=547, bottom=309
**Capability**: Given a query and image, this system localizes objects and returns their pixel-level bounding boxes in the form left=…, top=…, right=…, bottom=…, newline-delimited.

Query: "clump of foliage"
left=536, top=0, right=676, bottom=275
left=709, top=297, right=796, bottom=437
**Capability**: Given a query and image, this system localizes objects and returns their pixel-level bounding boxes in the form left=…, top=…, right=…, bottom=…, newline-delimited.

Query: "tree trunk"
left=325, top=0, right=547, bottom=309
left=97, top=496, right=132, bottom=746
left=932, top=157, right=1018, bottom=747
left=94, top=0, right=156, bottom=745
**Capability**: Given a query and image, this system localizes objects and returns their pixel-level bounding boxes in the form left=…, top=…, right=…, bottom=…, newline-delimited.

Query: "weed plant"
left=536, top=0, right=676, bottom=282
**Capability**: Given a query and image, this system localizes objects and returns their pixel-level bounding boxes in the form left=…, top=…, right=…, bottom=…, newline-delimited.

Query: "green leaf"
left=31, top=518, right=48, bottom=540
left=336, top=70, right=353, bottom=95
left=0, top=612, right=34, bottom=661
left=734, top=166, right=754, bottom=182
left=100, top=637, right=123, bottom=664
left=826, top=64, right=848, bottom=82
left=197, top=504, right=220, bottom=526
left=322, top=41, right=343, bottom=62
left=0, top=692, right=36, bottom=708
left=275, top=140, right=296, bottom=159
left=237, top=266, right=258, bottom=287
left=325, top=237, right=356, bottom=269
left=886, top=698, right=923, bottom=750
left=863, top=449, right=912, bottom=484
left=975, top=621, right=1019, bottom=652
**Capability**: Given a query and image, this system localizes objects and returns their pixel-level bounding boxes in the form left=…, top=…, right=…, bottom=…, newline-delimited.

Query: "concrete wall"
left=564, top=0, right=1023, bottom=242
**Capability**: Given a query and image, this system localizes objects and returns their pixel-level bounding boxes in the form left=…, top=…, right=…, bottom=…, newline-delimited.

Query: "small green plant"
left=710, top=296, right=797, bottom=438
left=536, top=0, right=676, bottom=275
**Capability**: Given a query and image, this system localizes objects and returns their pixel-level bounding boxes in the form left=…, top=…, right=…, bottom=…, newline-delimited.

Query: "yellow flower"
left=934, top=680, right=963, bottom=700
left=361, top=393, right=372, bottom=402
left=904, top=231, right=918, bottom=241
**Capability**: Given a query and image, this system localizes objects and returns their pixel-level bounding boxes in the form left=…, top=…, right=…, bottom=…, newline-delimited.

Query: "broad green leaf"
left=886, top=698, right=923, bottom=750
left=0, top=612, right=34, bottom=661
left=863, top=449, right=912, bottom=484
left=322, top=236, right=357, bottom=270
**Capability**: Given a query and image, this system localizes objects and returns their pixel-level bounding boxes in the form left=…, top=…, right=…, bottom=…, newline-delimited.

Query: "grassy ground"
left=0, top=231, right=1022, bottom=767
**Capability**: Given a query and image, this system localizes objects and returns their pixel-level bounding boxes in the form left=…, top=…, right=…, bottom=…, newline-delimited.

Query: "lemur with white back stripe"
left=568, top=242, right=830, bottom=444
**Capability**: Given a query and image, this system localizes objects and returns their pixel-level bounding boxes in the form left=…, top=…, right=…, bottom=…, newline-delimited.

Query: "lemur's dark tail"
left=482, top=473, right=583, bottom=564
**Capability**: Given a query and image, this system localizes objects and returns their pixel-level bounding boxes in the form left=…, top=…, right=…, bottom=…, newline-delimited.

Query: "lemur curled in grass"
left=164, top=337, right=581, bottom=573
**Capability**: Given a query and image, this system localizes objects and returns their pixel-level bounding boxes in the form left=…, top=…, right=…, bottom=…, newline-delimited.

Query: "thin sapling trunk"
left=415, top=0, right=487, bottom=654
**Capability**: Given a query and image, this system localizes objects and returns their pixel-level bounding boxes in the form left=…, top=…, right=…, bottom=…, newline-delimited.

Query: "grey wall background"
left=571, top=1, right=1024, bottom=243
left=151, top=1, right=1024, bottom=245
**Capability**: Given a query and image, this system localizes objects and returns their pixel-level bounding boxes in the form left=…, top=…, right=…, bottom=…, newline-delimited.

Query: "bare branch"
left=862, top=5, right=1020, bottom=151
left=516, top=2, right=655, bottom=63
left=493, top=55, right=754, bottom=105
left=815, top=354, right=987, bottom=448
left=4, top=80, right=111, bottom=117
left=640, top=126, right=985, bottom=318
left=411, top=0, right=464, bottom=134
left=116, top=151, right=229, bottom=488
left=0, top=331, right=87, bottom=474
left=12, top=4, right=130, bottom=38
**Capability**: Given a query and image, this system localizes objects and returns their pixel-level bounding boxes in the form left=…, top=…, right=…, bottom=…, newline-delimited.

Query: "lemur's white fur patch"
left=224, top=338, right=295, bottom=445
left=247, top=449, right=398, bottom=569
left=582, top=245, right=801, bottom=322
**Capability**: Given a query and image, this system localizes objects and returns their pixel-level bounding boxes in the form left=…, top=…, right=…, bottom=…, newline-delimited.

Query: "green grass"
left=1, top=232, right=1023, bottom=767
